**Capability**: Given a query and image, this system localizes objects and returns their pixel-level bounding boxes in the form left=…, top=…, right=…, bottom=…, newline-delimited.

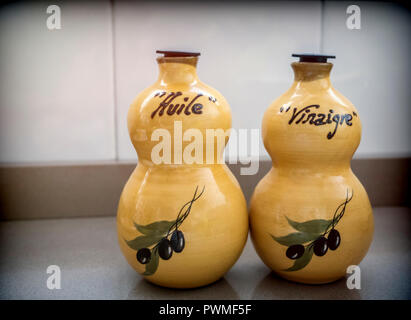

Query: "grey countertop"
left=0, top=207, right=410, bottom=300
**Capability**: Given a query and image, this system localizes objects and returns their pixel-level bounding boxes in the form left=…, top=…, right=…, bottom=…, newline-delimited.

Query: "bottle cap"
left=156, top=50, right=201, bottom=57
left=292, top=53, right=336, bottom=63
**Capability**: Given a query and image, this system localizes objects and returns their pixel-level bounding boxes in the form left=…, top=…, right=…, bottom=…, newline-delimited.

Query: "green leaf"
left=271, top=232, right=319, bottom=246
left=284, top=246, right=314, bottom=272
left=143, top=248, right=159, bottom=276
left=286, top=216, right=333, bottom=234
left=125, top=234, right=164, bottom=251
left=134, top=220, right=175, bottom=236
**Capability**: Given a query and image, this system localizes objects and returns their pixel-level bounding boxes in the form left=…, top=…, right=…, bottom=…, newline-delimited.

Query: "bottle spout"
left=155, top=50, right=200, bottom=85
left=156, top=50, right=200, bottom=57
left=290, top=54, right=334, bottom=86
left=292, top=53, right=336, bottom=63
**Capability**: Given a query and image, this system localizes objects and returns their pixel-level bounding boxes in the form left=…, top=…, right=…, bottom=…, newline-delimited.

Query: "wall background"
left=0, top=0, right=410, bottom=164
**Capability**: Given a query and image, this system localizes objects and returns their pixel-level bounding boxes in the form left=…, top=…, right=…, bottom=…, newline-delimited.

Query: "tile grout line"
left=109, top=0, right=119, bottom=161
left=320, top=0, right=325, bottom=53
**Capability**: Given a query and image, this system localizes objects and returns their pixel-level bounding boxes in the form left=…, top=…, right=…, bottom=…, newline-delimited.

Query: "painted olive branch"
left=329, top=189, right=353, bottom=230
left=147, top=185, right=205, bottom=251
left=272, top=188, right=354, bottom=271
left=131, top=186, right=206, bottom=275
left=165, top=185, right=205, bottom=237
left=302, top=189, right=353, bottom=249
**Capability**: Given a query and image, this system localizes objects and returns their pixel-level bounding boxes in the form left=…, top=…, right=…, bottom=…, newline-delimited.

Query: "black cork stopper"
left=156, top=50, right=200, bottom=57
left=292, top=53, right=336, bottom=63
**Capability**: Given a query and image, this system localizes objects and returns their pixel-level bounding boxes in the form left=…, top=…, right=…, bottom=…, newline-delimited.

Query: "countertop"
left=0, top=207, right=410, bottom=300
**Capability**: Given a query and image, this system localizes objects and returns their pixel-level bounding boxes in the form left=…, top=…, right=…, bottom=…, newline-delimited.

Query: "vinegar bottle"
left=117, top=51, right=248, bottom=289
left=249, top=54, right=374, bottom=284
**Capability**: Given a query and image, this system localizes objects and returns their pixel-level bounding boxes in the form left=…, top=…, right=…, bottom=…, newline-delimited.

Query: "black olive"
left=286, top=244, right=305, bottom=259
left=158, top=238, right=173, bottom=260
left=170, top=230, right=185, bottom=253
left=136, top=248, right=151, bottom=264
left=313, top=236, right=328, bottom=256
left=328, top=229, right=341, bottom=250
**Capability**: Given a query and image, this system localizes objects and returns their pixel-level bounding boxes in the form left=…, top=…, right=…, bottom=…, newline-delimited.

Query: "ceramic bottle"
left=117, top=51, right=248, bottom=289
left=249, top=54, right=374, bottom=284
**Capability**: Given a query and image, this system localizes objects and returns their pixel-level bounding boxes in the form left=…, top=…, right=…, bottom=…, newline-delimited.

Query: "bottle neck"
left=291, top=62, right=333, bottom=90
left=156, top=56, right=199, bottom=86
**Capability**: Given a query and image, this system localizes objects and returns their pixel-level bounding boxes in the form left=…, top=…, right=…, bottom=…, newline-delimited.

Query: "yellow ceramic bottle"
left=249, top=54, right=374, bottom=284
left=117, top=51, right=248, bottom=289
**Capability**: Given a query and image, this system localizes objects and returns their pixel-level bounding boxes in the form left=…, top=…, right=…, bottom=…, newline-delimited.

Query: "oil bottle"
left=117, top=51, right=249, bottom=288
left=249, top=54, right=374, bottom=284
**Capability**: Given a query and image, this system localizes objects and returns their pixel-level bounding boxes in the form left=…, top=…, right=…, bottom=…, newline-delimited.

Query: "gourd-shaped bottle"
left=249, top=54, right=374, bottom=284
left=117, top=51, right=248, bottom=289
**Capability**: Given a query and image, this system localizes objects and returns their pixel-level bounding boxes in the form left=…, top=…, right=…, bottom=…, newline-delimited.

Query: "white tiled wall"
left=323, top=1, right=411, bottom=158
left=0, top=1, right=410, bottom=163
left=0, top=1, right=115, bottom=163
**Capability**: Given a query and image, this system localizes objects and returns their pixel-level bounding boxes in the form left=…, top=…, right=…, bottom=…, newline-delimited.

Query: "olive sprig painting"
left=271, top=189, right=353, bottom=272
left=125, top=186, right=205, bottom=276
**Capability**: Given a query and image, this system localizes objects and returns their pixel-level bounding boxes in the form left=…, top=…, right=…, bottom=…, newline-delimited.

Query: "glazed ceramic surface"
left=117, top=52, right=248, bottom=288
left=249, top=58, right=374, bottom=284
